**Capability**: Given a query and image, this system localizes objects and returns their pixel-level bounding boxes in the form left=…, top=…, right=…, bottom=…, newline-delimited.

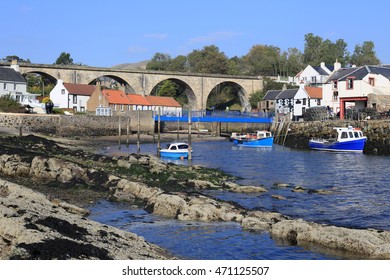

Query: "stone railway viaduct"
left=5, top=62, right=263, bottom=111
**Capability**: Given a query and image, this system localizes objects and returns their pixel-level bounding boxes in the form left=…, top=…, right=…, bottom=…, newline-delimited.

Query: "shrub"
left=0, top=94, right=25, bottom=113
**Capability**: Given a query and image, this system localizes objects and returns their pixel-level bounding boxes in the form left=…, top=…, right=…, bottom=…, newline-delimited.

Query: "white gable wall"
left=50, top=79, right=69, bottom=108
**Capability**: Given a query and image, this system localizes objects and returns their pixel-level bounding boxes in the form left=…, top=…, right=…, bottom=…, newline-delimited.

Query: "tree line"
left=145, top=33, right=381, bottom=77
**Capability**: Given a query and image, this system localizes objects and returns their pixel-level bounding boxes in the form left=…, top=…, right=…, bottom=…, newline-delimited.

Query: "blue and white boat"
left=309, top=126, right=367, bottom=153
left=160, top=142, right=191, bottom=158
left=233, top=130, right=274, bottom=147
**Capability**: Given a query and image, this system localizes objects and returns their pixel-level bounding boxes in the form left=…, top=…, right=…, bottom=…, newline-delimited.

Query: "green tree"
left=167, top=55, right=188, bottom=72
left=285, top=48, right=304, bottom=76
left=243, top=45, right=281, bottom=76
left=146, top=53, right=172, bottom=71
left=153, top=80, right=188, bottom=105
left=54, top=52, right=74, bottom=65
left=303, top=33, right=324, bottom=65
left=351, top=41, right=380, bottom=66
left=187, top=45, right=229, bottom=74
left=1, top=55, right=31, bottom=63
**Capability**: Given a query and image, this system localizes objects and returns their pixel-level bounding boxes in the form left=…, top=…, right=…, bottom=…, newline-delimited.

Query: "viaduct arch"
left=6, top=63, right=264, bottom=111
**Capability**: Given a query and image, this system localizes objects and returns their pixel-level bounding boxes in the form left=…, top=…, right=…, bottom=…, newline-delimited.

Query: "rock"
left=0, top=179, right=173, bottom=260
left=186, top=179, right=218, bottom=189
left=270, top=219, right=390, bottom=259
left=271, top=195, right=286, bottom=200
left=241, top=211, right=287, bottom=231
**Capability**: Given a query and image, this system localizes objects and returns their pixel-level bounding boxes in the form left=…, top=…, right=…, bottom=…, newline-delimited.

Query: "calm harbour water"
left=88, top=139, right=390, bottom=259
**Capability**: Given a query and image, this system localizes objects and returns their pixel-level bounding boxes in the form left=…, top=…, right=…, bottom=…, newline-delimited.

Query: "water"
left=89, top=139, right=390, bottom=259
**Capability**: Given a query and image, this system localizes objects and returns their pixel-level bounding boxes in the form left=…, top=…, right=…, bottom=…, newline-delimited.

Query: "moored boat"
left=233, top=130, right=274, bottom=147
left=229, top=132, right=247, bottom=142
left=160, top=142, right=191, bottom=158
left=309, top=126, right=367, bottom=153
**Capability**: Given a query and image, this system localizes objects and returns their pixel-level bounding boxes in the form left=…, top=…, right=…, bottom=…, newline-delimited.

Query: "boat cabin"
left=165, top=143, right=189, bottom=150
left=335, top=126, right=365, bottom=141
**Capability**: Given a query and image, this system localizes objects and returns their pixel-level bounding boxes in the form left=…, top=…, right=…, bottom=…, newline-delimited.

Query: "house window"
left=311, top=76, right=316, bottom=83
left=347, top=77, right=354, bottom=89
left=14, top=84, right=17, bottom=90
left=73, top=106, right=77, bottom=112
left=80, top=106, right=85, bottom=112
left=369, top=77, right=375, bottom=86
left=303, top=98, right=306, bottom=105
left=120, top=104, right=124, bottom=111
left=333, top=91, right=338, bottom=101
left=3, top=83, right=6, bottom=90
left=61, top=89, right=65, bottom=95
left=317, top=99, right=321, bottom=106
left=332, top=80, right=338, bottom=90
left=73, top=95, right=77, bottom=104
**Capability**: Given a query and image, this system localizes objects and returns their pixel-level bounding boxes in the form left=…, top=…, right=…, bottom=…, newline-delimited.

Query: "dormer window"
left=369, top=77, right=375, bottom=86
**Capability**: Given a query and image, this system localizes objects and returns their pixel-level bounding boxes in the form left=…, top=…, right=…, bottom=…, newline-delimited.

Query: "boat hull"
left=160, top=151, right=189, bottom=158
left=309, top=138, right=366, bottom=152
left=233, top=137, right=274, bottom=147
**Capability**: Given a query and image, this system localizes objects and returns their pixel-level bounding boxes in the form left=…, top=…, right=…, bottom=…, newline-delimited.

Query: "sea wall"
left=273, top=120, right=390, bottom=155
left=0, top=112, right=154, bottom=137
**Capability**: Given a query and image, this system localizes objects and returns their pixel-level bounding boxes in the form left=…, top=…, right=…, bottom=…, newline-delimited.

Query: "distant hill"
left=112, top=60, right=149, bottom=70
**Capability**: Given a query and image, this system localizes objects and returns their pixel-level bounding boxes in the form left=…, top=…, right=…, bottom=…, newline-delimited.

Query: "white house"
left=0, top=60, right=40, bottom=109
left=323, top=65, right=390, bottom=119
left=49, top=79, right=95, bottom=112
left=296, top=61, right=340, bottom=86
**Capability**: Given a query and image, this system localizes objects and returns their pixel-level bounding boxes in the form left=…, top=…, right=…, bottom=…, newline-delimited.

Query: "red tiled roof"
left=127, top=94, right=152, bottom=106
left=305, top=86, right=322, bottom=99
left=63, top=83, right=95, bottom=96
left=145, top=95, right=181, bottom=107
left=102, top=89, right=132, bottom=104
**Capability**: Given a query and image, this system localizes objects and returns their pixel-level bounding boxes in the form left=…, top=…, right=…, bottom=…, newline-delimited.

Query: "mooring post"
left=137, top=110, right=140, bottom=154
left=118, top=116, right=122, bottom=149
left=177, top=118, right=180, bottom=141
left=126, top=117, right=130, bottom=147
left=188, top=107, right=192, bottom=161
left=157, top=108, right=161, bottom=157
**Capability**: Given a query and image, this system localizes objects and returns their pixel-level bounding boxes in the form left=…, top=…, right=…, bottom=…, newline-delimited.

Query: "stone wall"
left=274, top=120, right=390, bottom=155
left=0, top=112, right=154, bottom=137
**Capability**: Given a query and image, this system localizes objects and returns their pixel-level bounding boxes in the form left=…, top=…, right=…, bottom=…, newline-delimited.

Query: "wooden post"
left=177, top=118, right=180, bottom=141
left=126, top=117, right=130, bottom=147
left=157, top=108, right=161, bottom=157
left=137, top=110, right=140, bottom=154
left=188, top=107, right=192, bottom=161
left=118, top=116, right=122, bottom=149
left=197, top=119, right=200, bottom=138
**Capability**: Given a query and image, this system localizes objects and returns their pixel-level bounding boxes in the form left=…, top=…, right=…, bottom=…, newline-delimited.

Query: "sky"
left=2, top=0, right=390, bottom=68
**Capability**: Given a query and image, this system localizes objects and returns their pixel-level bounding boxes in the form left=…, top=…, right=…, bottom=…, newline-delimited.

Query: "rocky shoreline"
left=1, top=132, right=390, bottom=259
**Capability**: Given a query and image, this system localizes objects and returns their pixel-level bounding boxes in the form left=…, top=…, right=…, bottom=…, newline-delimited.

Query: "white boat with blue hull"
left=309, top=126, right=367, bottom=153
left=160, top=142, right=191, bottom=158
left=233, top=130, right=274, bottom=147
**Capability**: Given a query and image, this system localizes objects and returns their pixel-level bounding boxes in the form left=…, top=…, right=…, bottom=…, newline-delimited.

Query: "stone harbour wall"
left=273, top=120, right=390, bottom=155
left=0, top=112, right=154, bottom=137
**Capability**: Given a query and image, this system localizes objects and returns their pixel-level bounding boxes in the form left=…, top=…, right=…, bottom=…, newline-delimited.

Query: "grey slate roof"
left=277, top=89, right=298, bottom=99
left=313, top=66, right=329, bottom=76
left=0, top=67, right=26, bottom=83
left=263, top=90, right=282, bottom=100
left=327, top=65, right=390, bottom=82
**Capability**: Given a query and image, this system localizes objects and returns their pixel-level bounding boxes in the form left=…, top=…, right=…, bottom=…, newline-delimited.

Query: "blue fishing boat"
left=309, top=126, right=367, bottom=152
left=233, top=130, right=274, bottom=147
left=160, top=142, right=191, bottom=158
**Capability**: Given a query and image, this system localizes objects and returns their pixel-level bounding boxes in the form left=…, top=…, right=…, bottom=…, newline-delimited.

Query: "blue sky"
left=2, top=0, right=390, bottom=67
